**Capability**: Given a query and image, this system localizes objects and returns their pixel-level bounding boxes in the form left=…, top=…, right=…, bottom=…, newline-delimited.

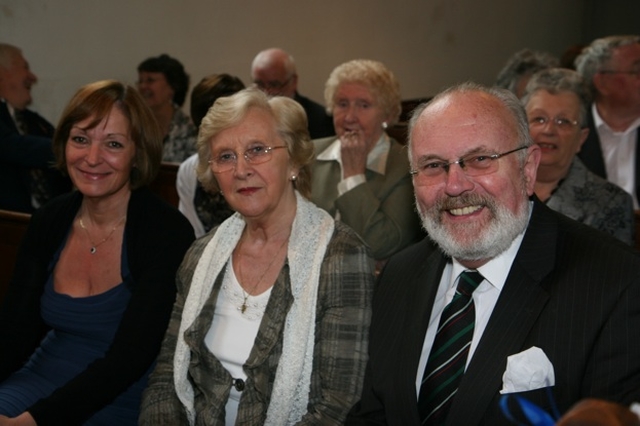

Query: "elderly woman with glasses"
left=522, top=68, right=634, bottom=244
left=140, top=88, right=374, bottom=425
left=312, top=59, right=421, bottom=263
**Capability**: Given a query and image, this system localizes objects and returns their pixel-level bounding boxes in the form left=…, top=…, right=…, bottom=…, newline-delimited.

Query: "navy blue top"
left=0, top=235, right=151, bottom=425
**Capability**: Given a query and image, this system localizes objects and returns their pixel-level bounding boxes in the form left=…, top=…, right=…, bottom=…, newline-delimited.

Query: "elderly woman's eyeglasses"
left=410, top=146, right=528, bottom=186
left=208, top=145, right=288, bottom=173
left=529, top=116, right=579, bottom=132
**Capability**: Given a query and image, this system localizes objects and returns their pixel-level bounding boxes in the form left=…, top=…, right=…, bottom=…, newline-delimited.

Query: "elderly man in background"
left=575, top=35, right=640, bottom=208
left=495, top=48, right=559, bottom=98
left=0, top=43, right=69, bottom=213
left=251, top=47, right=334, bottom=139
left=347, top=82, right=640, bottom=425
left=522, top=67, right=634, bottom=244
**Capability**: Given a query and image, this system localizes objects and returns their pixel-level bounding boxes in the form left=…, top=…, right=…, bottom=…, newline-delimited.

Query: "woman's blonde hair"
left=324, top=59, right=402, bottom=125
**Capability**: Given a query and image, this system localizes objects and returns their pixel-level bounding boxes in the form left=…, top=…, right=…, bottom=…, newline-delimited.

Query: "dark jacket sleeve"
left=5, top=189, right=194, bottom=425
left=0, top=107, right=55, bottom=168
left=0, top=194, right=77, bottom=380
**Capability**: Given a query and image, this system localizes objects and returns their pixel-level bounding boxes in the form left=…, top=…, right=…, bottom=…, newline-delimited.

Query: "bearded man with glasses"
left=347, top=82, right=640, bottom=426
left=575, top=35, right=640, bottom=208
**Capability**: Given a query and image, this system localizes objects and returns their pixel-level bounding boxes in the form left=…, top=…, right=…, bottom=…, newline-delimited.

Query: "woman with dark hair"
left=0, top=80, right=194, bottom=425
left=137, top=54, right=197, bottom=161
left=177, top=73, right=245, bottom=237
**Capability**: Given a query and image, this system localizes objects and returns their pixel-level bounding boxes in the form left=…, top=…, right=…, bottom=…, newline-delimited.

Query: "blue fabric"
left=0, top=235, right=150, bottom=425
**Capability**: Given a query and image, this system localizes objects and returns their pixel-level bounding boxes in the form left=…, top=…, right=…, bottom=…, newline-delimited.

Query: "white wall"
left=0, top=0, right=585, bottom=124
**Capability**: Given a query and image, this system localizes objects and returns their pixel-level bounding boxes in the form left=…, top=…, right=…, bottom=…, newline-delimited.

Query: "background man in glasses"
left=347, top=82, right=640, bottom=425
left=250, top=47, right=334, bottom=139
left=575, top=35, right=640, bottom=208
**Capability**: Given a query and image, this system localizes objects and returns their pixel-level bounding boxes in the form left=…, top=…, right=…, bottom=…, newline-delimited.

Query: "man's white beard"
left=417, top=190, right=530, bottom=262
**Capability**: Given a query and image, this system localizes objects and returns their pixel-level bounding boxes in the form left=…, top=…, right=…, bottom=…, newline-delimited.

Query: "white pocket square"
left=500, top=346, right=555, bottom=394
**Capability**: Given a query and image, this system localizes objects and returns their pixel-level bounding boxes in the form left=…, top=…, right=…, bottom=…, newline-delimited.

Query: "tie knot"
left=457, top=270, right=483, bottom=297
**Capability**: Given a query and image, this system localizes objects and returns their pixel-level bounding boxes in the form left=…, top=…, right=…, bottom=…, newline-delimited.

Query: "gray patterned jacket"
left=546, top=157, right=634, bottom=245
left=140, top=221, right=374, bottom=425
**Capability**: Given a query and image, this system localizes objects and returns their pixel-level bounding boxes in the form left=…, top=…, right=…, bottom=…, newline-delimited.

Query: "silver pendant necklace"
left=236, top=236, right=288, bottom=314
left=79, top=216, right=126, bottom=254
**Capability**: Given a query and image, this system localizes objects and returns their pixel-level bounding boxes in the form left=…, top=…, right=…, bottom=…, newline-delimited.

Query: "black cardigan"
left=0, top=188, right=194, bottom=425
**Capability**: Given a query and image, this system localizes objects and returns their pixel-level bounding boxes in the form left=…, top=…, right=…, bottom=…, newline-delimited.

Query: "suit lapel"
left=447, top=200, right=557, bottom=425
left=385, top=240, right=447, bottom=423
left=577, top=110, right=607, bottom=179
left=0, top=101, right=18, bottom=133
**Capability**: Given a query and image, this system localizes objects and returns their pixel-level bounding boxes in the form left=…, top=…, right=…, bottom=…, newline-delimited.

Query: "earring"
left=220, top=190, right=224, bottom=195
left=382, top=121, right=388, bottom=129
left=290, top=175, right=297, bottom=182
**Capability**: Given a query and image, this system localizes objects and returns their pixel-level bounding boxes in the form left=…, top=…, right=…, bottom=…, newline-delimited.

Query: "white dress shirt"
left=414, top=224, right=528, bottom=396
left=593, top=103, right=640, bottom=208
left=176, top=154, right=206, bottom=237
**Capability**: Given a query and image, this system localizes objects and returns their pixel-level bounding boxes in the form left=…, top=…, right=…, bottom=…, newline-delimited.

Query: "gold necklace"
left=79, top=216, right=126, bottom=254
left=236, top=236, right=288, bottom=314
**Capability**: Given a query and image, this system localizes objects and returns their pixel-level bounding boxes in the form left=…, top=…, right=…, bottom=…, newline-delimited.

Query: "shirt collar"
left=592, top=103, right=640, bottom=135
left=316, top=133, right=390, bottom=175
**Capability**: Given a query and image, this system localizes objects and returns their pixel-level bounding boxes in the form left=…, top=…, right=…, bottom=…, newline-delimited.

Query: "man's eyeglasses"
left=599, top=68, right=640, bottom=77
left=410, top=146, right=528, bottom=186
left=253, top=75, right=293, bottom=91
left=528, top=116, right=579, bottom=132
left=208, top=145, right=288, bottom=173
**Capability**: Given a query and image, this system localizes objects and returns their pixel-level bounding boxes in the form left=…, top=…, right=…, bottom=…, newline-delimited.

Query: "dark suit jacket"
left=347, top=199, right=640, bottom=425
left=577, top=108, right=640, bottom=203
left=294, top=92, right=335, bottom=139
left=0, top=101, right=69, bottom=213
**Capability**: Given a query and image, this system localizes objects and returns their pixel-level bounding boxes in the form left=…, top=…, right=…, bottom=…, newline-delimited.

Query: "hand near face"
left=340, top=131, right=369, bottom=178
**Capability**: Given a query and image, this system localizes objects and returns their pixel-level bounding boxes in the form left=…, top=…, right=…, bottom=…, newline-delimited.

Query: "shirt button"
left=233, top=378, right=245, bottom=392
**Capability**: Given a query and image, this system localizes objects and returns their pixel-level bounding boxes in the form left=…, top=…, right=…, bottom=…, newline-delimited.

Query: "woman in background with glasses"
left=140, top=88, right=374, bottom=425
left=522, top=68, right=634, bottom=244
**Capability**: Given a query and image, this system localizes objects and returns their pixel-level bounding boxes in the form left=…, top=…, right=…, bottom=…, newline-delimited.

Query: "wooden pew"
left=400, top=97, right=432, bottom=122
left=148, top=161, right=180, bottom=208
left=387, top=98, right=432, bottom=146
left=0, top=209, right=31, bottom=304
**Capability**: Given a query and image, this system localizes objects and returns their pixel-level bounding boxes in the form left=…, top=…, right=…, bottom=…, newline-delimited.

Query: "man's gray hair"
left=521, top=68, right=591, bottom=127
left=495, top=49, right=559, bottom=95
left=0, top=43, right=21, bottom=70
left=575, top=35, right=640, bottom=94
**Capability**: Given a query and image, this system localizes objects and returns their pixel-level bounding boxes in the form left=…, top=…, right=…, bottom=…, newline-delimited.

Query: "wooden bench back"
left=148, top=161, right=180, bottom=208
